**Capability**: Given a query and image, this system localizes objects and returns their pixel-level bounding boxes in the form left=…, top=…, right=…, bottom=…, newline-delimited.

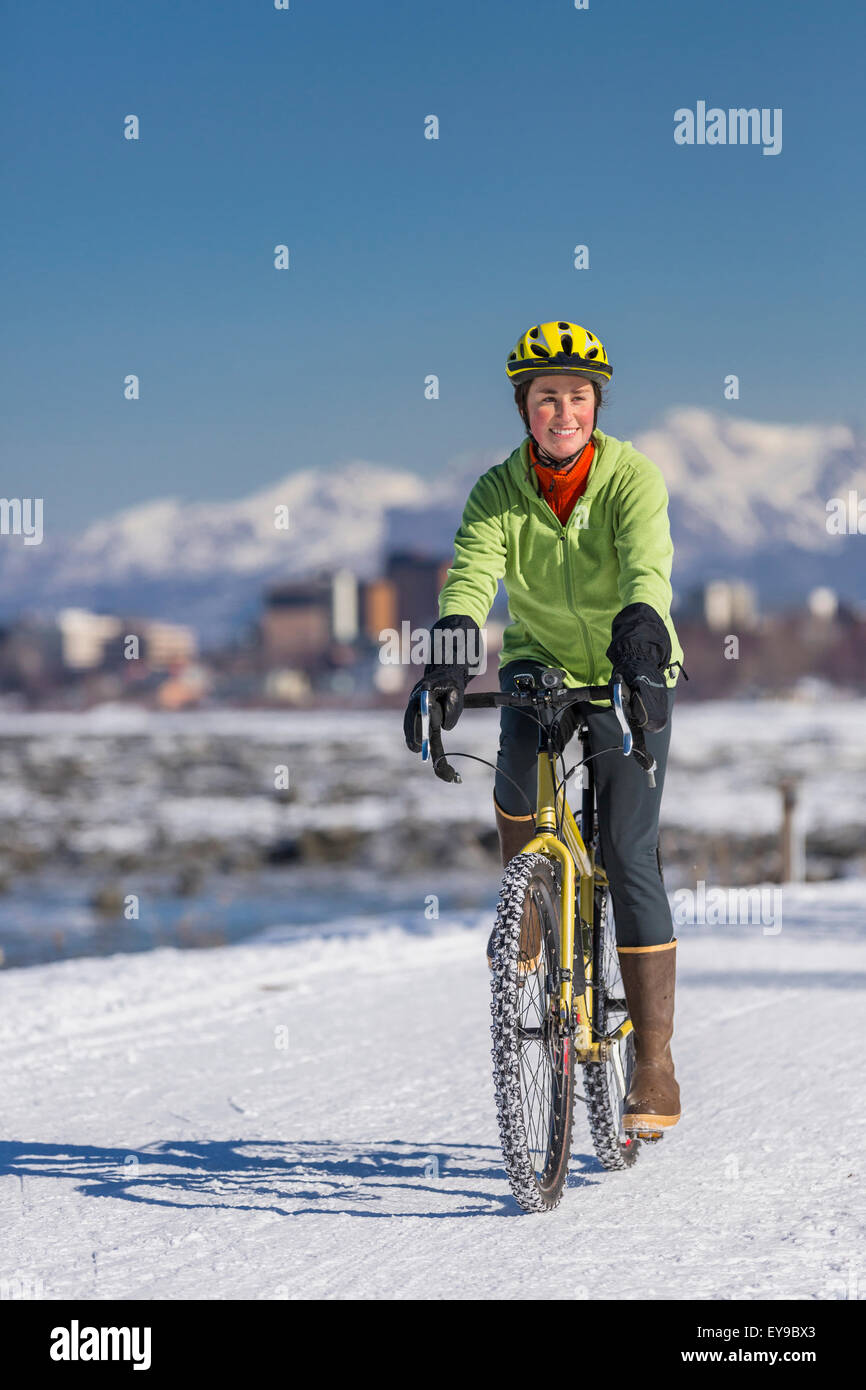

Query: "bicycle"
left=419, top=666, right=663, bottom=1213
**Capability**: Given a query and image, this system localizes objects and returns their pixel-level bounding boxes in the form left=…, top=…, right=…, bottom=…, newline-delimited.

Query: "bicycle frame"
left=519, top=736, right=633, bottom=1064
left=422, top=673, right=649, bottom=1064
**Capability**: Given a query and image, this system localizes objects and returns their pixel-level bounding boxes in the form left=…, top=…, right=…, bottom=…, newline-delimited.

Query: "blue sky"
left=2, top=0, right=863, bottom=527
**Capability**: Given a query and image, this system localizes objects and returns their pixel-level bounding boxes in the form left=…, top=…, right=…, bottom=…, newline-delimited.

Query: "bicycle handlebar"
left=419, top=671, right=658, bottom=787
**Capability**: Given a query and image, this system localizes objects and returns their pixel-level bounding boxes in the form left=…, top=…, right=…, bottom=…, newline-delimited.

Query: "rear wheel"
left=584, top=879, right=640, bottom=1170
left=489, top=853, right=575, bottom=1212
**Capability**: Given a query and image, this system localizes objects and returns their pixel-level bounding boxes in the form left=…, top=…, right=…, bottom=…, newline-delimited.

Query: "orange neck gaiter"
left=530, top=437, right=595, bottom=525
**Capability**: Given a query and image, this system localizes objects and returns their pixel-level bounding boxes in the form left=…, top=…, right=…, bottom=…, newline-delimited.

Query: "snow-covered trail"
left=1, top=883, right=864, bottom=1301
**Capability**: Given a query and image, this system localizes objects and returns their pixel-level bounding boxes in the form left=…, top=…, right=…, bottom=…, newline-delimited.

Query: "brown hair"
left=513, top=378, right=606, bottom=432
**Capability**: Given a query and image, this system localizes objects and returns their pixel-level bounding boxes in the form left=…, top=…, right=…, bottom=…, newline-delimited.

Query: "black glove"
left=606, top=602, right=672, bottom=734
left=403, top=615, right=481, bottom=753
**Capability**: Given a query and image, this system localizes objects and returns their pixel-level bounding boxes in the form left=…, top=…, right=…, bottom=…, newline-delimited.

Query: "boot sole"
left=623, top=1113, right=681, bottom=1130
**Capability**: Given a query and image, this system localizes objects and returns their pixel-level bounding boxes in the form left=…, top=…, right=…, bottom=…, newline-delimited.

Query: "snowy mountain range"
left=2, top=408, right=863, bottom=643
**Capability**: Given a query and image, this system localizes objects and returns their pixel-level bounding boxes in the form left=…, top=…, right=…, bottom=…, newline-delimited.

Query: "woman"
left=403, top=320, right=687, bottom=1132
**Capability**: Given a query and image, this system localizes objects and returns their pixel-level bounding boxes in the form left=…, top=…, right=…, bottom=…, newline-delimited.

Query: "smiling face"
left=525, top=375, right=597, bottom=461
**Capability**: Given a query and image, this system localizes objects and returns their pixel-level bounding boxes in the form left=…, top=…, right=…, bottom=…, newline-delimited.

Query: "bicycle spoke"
left=517, top=901, right=560, bottom=1179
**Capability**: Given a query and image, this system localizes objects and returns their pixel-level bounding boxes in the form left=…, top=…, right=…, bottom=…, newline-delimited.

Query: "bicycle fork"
left=520, top=750, right=633, bottom=1062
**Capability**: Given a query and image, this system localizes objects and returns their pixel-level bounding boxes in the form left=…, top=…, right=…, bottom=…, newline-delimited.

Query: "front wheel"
left=489, top=853, right=575, bottom=1212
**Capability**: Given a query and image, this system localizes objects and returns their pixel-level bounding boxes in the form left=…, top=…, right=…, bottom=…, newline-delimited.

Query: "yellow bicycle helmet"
left=506, top=320, right=613, bottom=387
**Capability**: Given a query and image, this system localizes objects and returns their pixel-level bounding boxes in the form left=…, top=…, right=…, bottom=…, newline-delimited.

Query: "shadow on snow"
left=0, top=1137, right=609, bottom=1219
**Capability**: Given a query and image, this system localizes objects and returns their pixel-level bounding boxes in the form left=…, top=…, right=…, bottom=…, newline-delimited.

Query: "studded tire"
left=583, top=883, right=640, bottom=1170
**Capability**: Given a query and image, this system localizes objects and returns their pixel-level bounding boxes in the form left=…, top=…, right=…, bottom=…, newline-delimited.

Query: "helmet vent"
left=529, top=326, right=540, bottom=338
left=530, top=345, right=550, bottom=358
left=585, top=347, right=598, bottom=359
left=560, top=333, right=573, bottom=354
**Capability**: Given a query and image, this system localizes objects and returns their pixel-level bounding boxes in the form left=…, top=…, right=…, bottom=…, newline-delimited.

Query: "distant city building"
left=261, top=580, right=332, bottom=664
left=703, top=580, right=759, bottom=631
left=57, top=609, right=122, bottom=670
left=0, top=617, right=64, bottom=689
left=331, top=568, right=359, bottom=644
left=359, top=577, right=399, bottom=642
left=137, top=619, right=197, bottom=668
left=260, top=563, right=441, bottom=669
left=57, top=609, right=196, bottom=672
left=255, top=555, right=455, bottom=689
left=385, top=551, right=451, bottom=631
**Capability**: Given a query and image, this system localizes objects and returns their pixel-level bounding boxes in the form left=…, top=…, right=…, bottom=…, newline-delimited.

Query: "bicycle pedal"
left=638, top=1130, right=664, bottom=1143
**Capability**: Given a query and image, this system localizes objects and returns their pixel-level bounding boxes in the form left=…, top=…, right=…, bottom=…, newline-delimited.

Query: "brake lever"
left=420, top=688, right=430, bottom=762
left=631, top=724, right=657, bottom=788
left=612, top=677, right=657, bottom=787
left=420, top=689, right=461, bottom=783
left=612, top=679, right=633, bottom=756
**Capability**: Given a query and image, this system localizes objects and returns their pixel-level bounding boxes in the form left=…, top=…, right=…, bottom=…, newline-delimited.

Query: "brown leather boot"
left=487, top=795, right=539, bottom=973
left=616, top=941, right=681, bottom=1130
left=494, top=794, right=536, bottom=868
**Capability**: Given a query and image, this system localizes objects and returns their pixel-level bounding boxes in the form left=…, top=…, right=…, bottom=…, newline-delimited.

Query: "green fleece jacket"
left=438, top=429, right=684, bottom=699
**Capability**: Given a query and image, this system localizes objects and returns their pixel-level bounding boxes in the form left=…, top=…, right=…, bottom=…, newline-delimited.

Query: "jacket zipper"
left=559, top=528, right=595, bottom=682
left=523, top=446, right=599, bottom=683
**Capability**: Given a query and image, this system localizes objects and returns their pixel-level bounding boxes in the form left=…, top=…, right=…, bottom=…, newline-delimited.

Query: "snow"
left=2, top=695, right=865, bottom=839
left=0, top=460, right=429, bottom=586
left=636, top=409, right=863, bottom=556
left=1, top=879, right=863, bottom=1300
